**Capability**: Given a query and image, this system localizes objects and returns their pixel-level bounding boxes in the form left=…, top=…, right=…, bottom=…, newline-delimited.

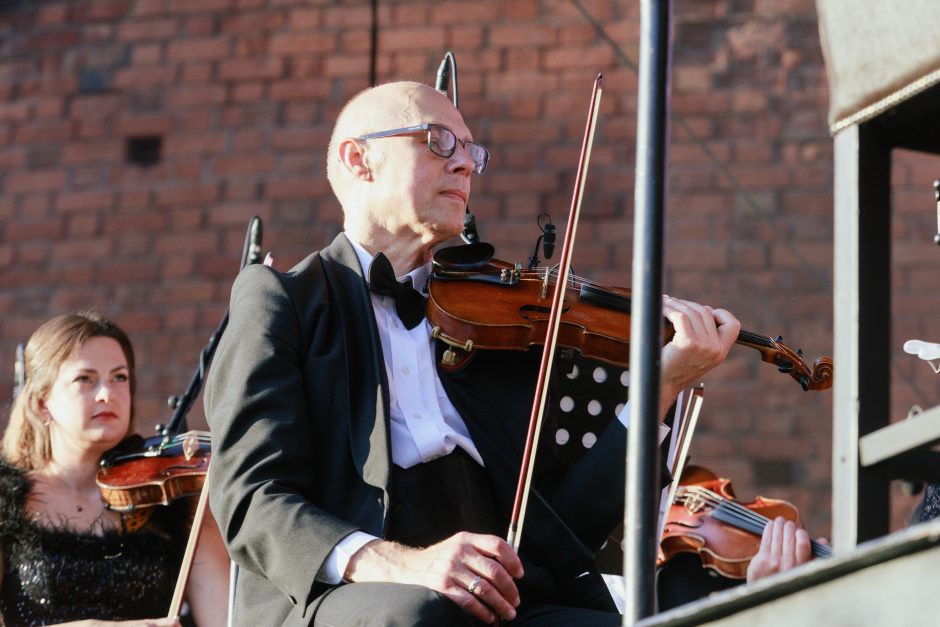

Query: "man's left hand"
left=659, top=296, right=740, bottom=412
left=746, top=516, right=814, bottom=583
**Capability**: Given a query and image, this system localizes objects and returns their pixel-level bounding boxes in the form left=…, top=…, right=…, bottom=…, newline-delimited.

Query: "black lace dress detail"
left=917, top=483, right=940, bottom=523
left=0, top=459, right=189, bottom=626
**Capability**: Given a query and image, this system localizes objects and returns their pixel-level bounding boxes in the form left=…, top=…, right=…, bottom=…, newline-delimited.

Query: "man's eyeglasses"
left=357, top=123, right=489, bottom=174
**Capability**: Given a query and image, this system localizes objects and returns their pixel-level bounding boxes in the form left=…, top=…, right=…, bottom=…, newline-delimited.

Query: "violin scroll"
left=736, top=331, right=833, bottom=391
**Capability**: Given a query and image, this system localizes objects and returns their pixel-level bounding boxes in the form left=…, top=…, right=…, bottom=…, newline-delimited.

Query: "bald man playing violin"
left=205, top=81, right=809, bottom=627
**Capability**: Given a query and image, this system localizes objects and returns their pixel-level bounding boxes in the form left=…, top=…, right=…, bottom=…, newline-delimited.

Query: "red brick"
left=156, top=183, right=220, bottom=206
left=269, top=78, right=330, bottom=101
left=501, top=0, right=539, bottom=19
left=70, top=0, right=131, bottom=21
left=0, top=101, right=30, bottom=123
left=0, top=149, right=25, bottom=169
left=6, top=170, right=66, bottom=194
left=287, top=8, right=320, bottom=29
left=223, top=11, right=286, bottom=33
left=380, top=27, right=446, bottom=52
left=219, top=58, right=285, bottom=81
left=430, top=1, right=500, bottom=23
left=323, top=54, right=369, bottom=77
left=490, top=24, right=557, bottom=47
left=264, top=178, right=329, bottom=200
left=544, top=46, right=614, bottom=70
left=61, top=141, right=122, bottom=165
left=322, top=5, right=371, bottom=27
left=113, top=66, right=177, bottom=88
left=131, top=43, right=164, bottom=65
left=14, top=121, right=72, bottom=144
left=67, top=213, right=101, bottom=237
left=164, top=133, right=226, bottom=156
left=270, top=32, right=336, bottom=55
left=54, top=190, right=114, bottom=213
left=168, top=37, right=230, bottom=62
left=117, top=113, right=173, bottom=136
left=37, top=3, right=69, bottom=24
left=167, top=0, right=232, bottom=13
left=184, top=14, right=215, bottom=36
left=214, top=154, right=277, bottom=176
left=208, top=202, right=272, bottom=227
left=117, top=19, right=180, bottom=42
left=166, top=85, right=227, bottom=108
left=154, top=232, right=219, bottom=255
left=5, top=217, right=64, bottom=241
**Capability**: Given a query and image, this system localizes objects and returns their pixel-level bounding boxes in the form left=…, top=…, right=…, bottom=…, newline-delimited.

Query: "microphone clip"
left=526, top=213, right=556, bottom=270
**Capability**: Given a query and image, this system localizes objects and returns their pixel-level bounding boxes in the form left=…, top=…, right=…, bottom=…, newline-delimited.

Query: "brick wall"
left=1, top=0, right=939, bottom=537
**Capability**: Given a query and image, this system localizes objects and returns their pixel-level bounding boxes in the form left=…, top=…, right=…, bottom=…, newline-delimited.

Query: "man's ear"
left=338, top=138, right=372, bottom=181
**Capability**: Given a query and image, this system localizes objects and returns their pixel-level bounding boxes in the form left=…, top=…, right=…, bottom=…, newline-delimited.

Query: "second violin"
left=659, top=465, right=832, bottom=579
left=96, top=430, right=211, bottom=513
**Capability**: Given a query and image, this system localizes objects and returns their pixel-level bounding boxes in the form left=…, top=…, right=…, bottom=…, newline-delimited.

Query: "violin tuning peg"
left=775, top=335, right=783, bottom=343
left=167, top=395, right=179, bottom=409
left=797, top=348, right=803, bottom=357
left=799, top=374, right=809, bottom=391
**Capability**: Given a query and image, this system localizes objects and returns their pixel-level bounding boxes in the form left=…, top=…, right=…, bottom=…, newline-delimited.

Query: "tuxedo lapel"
left=320, top=233, right=392, bottom=493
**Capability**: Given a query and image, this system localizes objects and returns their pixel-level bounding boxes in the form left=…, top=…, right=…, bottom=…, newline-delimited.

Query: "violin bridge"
left=540, top=267, right=549, bottom=300
left=683, top=489, right=708, bottom=514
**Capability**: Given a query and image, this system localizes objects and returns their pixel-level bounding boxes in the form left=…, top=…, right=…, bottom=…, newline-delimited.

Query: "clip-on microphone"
left=526, top=214, right=556, bottom=270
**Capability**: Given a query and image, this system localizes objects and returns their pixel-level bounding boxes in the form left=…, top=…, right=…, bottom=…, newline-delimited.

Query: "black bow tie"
left=368, top=252, right=427, bottom=330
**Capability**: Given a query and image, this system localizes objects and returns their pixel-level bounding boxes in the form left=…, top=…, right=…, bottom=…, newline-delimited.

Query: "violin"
left=96, top=431, right=211, bottom=513
left=427, top=242, right=833, bottom=391
left=658, top=465, right=832, bottom=579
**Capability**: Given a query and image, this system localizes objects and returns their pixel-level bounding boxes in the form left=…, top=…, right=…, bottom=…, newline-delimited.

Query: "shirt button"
left=401, top=366, right=410, bottom=375
left=413, top=413, right=421, bottom=420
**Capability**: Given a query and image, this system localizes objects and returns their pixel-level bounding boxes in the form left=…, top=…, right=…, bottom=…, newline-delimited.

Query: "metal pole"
left=623, top=0, right=671, bottom=622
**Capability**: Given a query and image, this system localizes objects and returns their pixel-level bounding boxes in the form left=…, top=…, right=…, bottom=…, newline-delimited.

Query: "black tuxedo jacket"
left=205, top=234, right=627, bottom=625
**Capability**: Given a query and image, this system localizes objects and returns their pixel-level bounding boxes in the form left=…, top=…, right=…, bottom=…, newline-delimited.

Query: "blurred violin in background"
left=96, top=431, right=211, bottom=513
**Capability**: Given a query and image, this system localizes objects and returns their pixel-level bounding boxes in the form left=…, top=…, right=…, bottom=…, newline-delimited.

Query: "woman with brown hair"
left=0, top=312, right=228, bottom=627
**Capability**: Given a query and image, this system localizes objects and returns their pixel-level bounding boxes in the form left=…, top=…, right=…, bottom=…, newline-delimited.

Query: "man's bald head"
left=326, top=81, right=459, bottom=203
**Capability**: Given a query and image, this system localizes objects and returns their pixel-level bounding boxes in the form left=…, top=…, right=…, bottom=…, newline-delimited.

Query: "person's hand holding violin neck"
left=746, top=516, right=819, bottom=583
left=343, top=532, right=524, bottom=625
left=660, top=296, right=740, bottom=414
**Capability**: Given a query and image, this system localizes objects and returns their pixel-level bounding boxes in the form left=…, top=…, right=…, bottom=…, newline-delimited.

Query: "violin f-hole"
left=519, top=303, right=570, bottom=318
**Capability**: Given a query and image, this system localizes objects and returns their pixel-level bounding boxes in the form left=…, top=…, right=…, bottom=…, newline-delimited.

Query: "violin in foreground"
left=659, top=465, right=832, bottom=579
left=426, top=242, right=833, bottom=392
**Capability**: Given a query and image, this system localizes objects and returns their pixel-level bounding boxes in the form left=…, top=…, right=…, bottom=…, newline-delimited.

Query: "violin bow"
left=507, top=74, right=603, bottom=551
left=656, top=384, right=704, bottom=541
left=167, top=474, right=212, bottom=620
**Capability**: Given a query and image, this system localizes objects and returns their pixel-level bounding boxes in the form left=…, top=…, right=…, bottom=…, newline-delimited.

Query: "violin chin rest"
left=432, top=242, right=495, bottom=271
